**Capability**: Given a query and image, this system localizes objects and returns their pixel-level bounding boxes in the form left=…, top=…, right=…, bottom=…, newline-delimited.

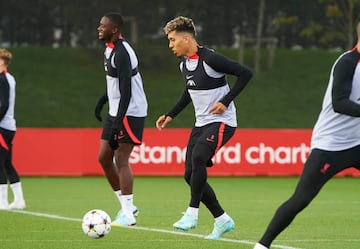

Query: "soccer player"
left=0, top=48, right=26, bottom=210
left=95, top=12, right=147, bottom=226
left=156, top=16, right=253, bottom=239
left=253, top=22, right=360, bottom=249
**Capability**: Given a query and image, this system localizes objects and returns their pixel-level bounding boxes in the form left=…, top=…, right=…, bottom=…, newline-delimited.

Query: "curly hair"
left=163, top=16, right=196, bottom=37
left=0, top=48, right=12, bottom=65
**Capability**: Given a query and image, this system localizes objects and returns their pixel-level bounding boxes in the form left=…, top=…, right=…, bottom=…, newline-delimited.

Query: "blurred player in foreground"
left=95, top=12, right=147, bottom=226
left=156, top=16, right=252, bottom=239
left=253, top=22, right=360, bottom=249
left=0, top=48, right=26, bottom=210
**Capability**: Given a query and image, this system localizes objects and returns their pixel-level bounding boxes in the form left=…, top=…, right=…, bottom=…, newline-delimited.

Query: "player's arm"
left=332, top=57, right=360, bottom=117
left=107, top=46, right=132, bottom=149
left=114, top=47, right=132, bottom=127
left=0, top=73, right=10, bottom=121
left=94, top=91, right=108, bottom=122
left=205, top=51, right=253, bottom=107
left=166, top=89, right=191, bottom=119
left=156, top=89, right=191, bottom=130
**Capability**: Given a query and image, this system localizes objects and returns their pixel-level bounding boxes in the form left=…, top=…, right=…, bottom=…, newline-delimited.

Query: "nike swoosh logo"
left=186, top=75, right=194, bottom=79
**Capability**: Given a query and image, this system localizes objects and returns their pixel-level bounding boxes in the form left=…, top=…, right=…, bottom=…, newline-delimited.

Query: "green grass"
left=1, top=177, right=359, bottom=249
left=9, top=46, right=341, bottom=128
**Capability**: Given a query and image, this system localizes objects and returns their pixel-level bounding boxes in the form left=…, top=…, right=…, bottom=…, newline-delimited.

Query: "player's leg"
left=0, top=133, right=9, bottom=210
left=255, top=146, right=360, bottom=249
left=173, top=127, right=200, bottom=230
left=114, top=142, right=135, bottom=222
left=175, top=123, right=236, bottom=238
left=98, top=138, right=127, bottom=213
left=3, top=131, right=25, bottom=209
left=256, top=150, right=329, bottom=248
left=98, top=140, right=119, bottom=189
left=189, top=142, right=235, bottom=238
left=115, top=143, right=134, bottom=194
left=188, top=123, right=234, bottom=211
left=174, top=142, right=213, bottom=231
left=112, top=116, right=144, bottom=226
left=198, top=123, right=235, bottom=239
left=98, top=116, right=119, bottom=190
left=349, top=144, right=360, bottom=170
left=98, top=115, right=126, bottom=225
left=189, top=143, right=210, bottom=208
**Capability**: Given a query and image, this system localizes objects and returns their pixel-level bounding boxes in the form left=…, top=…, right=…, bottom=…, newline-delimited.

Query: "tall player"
left=156, top=16, right=252, bottom=239
left=95, top=12, right=147, bottom=226
left=253, top=22, right=360, bottom=249
left=0, top=48, right=26, bottom=210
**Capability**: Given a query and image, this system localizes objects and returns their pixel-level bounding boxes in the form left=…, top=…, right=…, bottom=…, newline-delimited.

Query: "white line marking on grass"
left=126, top=226, right=303, bottom=249
left=10, top=209, right=81, bottom=222
left=9, top=209, right=303, bottom=249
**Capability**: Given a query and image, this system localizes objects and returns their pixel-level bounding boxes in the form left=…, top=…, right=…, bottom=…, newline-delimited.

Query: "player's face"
left=167, top=31, right=190, bottom=57
left=97, top=16, right=117, bottom=42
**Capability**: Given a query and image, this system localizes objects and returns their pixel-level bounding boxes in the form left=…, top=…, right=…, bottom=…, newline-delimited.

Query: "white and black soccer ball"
left=82, top=209, right=111, bottom=239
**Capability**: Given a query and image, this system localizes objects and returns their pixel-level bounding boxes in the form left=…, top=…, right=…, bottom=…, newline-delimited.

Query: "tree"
left=254, top=0, right=266, bottom=74
left=324, top=0, right=360, bottom=48
left=300, top=0, right=360, bottom=49
left=2, top=0, right=359, bottom=49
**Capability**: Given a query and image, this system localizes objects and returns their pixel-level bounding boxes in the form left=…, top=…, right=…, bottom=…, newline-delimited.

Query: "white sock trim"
left=10, top=182, right=24, bottom=202
left=215, top=212, right=230, bottom=223
left=114, top=190, right=122, bottom=206
left=120, top=194, right=134, bottom=218
left=0, top=184, right=8, bottom=206
left=185, top=207, right=199, bottom=217
left=253, top=243, right=268, bottom=249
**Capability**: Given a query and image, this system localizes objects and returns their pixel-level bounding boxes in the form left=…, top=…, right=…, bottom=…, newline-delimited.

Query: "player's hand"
left=95, top=95, right=108, bottom=122
left=156, top=115, right=173, bottom=130
left=108, top=128, right=119, bottom=150
left=208, top=102, right=227, bottom=114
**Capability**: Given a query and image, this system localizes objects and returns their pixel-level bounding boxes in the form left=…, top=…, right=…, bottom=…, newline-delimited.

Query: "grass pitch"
left=0, top=177, right=359, bottom=249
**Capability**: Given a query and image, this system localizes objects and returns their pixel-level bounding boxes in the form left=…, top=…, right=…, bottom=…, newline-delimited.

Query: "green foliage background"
left=9, top=45, right=341, bottom=128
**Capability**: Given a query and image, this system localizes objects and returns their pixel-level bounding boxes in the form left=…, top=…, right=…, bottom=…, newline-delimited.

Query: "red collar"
left=188, top=45, right=202, bottom=59
left=188, top=54, right=199, bottom=59
left=106, top=43, right=115, bottom=48
left=106, top=34, right=123, bottom=48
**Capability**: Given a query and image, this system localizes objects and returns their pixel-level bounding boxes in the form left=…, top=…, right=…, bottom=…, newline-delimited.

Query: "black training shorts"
left=101, top=115, right=145, bottom=145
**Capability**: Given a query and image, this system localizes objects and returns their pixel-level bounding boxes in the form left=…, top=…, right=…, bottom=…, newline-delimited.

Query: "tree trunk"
left=254, top=0, right=266, bottom=74
left=347, top=0, right=354, bottom=49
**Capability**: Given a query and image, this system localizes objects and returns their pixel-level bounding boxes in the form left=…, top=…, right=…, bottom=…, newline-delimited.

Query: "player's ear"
left=183, top=33, right=191, bottom=43
left=112, top=27, right=119, bottom=34
left=110, top=22, right=120, bottom=34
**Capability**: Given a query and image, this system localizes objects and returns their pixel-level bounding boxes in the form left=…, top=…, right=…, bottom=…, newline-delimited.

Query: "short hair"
left=0, top=48, right=12, bottom=65
left=163, top=16, right=196, bottom=37
left=104, top=12, right=124, bottom=30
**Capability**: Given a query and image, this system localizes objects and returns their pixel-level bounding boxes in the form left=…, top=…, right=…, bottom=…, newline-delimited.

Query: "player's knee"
left=98, top=153, right=111, bottom=168
left=192, top=144, right=212, bottom=167
left=285, top=195, right=312, bottom=213
left=192, top=153, right=207, bottom=168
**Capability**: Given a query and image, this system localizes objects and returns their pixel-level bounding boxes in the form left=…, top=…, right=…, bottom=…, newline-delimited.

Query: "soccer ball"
left=82, top=209, right=111, bottom=239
